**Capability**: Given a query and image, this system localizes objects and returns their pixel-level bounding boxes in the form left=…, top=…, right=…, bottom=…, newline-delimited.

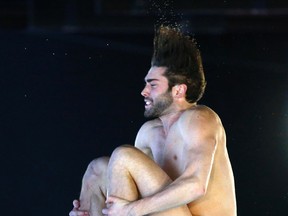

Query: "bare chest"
left=150, top=128, right=186, bottom=180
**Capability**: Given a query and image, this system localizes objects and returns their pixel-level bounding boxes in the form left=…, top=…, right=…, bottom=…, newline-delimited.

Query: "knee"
left=109, top=145, right=141, bottom=168
left=111, top=145, right=137, bottom=160
left=84, top=157, right=109, bottom=180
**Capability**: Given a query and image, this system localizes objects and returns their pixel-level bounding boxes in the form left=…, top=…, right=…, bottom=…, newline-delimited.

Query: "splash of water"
left=147, top=0, right=190, bottom=34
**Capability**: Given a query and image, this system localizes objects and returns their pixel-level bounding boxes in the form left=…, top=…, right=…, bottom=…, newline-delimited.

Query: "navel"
left=173, top=155, right=178, bottom=160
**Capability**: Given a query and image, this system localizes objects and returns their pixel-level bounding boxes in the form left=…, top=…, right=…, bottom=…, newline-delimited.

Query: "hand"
left=69, top=200, right=89, bottom=216
left=102, top=196, right=135, bottom=216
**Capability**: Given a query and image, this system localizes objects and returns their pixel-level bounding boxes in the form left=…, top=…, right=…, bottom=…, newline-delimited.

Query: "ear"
left=172, top=84, right=187, bottom=99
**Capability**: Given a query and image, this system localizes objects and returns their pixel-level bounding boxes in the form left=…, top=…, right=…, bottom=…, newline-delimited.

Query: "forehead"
left=144, top=66, right=168, bottom=81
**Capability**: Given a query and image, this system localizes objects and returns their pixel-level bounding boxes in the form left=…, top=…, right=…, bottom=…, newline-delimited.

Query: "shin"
left=79, top=157, right=109, bottom=215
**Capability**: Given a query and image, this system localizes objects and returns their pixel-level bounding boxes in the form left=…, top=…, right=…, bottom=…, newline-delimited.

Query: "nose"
left=141, top=86, right=149, bottom=97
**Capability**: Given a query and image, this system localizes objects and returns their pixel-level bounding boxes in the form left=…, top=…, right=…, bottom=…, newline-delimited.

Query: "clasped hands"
left=69, top=196, right=136, bottom=216
left=102, top=196, right=135, bottom=216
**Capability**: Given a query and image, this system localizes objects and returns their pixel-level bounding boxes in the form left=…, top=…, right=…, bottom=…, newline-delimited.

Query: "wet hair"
left=151, top=26, right=206, bottom=103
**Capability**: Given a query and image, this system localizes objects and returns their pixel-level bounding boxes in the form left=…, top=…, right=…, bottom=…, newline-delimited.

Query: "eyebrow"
left=145, top=78, right=159, bottom=83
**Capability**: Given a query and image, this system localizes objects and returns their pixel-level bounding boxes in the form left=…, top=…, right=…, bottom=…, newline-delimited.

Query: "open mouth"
left=144, top=99, right=152, bottom=109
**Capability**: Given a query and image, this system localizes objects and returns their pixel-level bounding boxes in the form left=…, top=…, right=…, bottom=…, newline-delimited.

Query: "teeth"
left=145, top=101, right=151, bottom=105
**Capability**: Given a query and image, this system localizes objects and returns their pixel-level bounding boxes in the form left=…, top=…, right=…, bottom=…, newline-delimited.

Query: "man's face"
left=141, top=66, right=173, bottom=118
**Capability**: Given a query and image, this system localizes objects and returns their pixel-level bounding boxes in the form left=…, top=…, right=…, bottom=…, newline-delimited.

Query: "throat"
left=160, top=112, right=183, bottom=136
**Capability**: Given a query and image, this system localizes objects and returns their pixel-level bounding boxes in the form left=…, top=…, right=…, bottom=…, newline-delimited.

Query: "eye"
left=151, top=83, right=157, bottom=88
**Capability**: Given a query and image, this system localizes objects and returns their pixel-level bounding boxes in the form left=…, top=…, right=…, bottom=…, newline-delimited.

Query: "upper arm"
left=179, top=109, right=220, bottom=188
left=134, top=122, right=153, bottom=159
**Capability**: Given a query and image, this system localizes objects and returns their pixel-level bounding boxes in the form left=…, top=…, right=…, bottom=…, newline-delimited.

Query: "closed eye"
left=144, top=78, right=159, bottom=89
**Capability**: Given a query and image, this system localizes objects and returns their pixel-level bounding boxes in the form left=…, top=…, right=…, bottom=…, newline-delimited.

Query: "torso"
left=138, top=105, right=237, bottom=215
left=149, top=119, right=187, bottom=179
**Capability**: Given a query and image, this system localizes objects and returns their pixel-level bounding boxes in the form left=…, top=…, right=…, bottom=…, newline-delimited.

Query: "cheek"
left=150, top=91, right=160, bottom=99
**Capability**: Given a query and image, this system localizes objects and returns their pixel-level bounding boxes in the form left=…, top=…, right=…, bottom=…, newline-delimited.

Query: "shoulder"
left=135, top=118, right=162, bottom=147
left=179, top=105, right=221, bottom=127
left=138, top=118, right=162, bottom=133
left=177, top=105, right=223, bottom=141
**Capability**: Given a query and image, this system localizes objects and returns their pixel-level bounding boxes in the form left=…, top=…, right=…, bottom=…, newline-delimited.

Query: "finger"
left=69, top=210, right=89, bottom=216
left=73, top=200, right=80, bottom=208
left=102, top=208, right=108, bottom=215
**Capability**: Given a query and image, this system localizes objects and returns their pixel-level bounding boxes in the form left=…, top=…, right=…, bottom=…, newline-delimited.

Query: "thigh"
left=108, top=145, right=192, bottom=216
left=109, top=145, right=172, bottom=197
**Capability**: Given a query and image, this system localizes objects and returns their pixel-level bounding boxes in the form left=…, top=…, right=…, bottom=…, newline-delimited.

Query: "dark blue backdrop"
left=1, top=1, right=288, bottom=215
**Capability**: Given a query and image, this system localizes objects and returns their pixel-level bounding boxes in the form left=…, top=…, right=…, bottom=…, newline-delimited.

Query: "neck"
left=159, top=102, right=196, bottom=135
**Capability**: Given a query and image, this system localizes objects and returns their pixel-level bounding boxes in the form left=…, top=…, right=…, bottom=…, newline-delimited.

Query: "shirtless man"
left=69, top=26, right=237, bottom=216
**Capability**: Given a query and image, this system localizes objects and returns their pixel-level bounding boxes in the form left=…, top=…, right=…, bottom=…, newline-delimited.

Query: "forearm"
left=130, top=178, right=204, bottom=216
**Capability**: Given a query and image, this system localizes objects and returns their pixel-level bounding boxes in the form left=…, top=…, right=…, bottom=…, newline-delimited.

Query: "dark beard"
left=144, top=91, right=173, bottom=118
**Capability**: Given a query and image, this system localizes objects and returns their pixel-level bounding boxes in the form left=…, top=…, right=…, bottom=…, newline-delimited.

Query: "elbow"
left=199, top=184, right=207, bottom=198
left=196, top=184, right=207, bottom=199
left=188, top=182, right=207, bottom=201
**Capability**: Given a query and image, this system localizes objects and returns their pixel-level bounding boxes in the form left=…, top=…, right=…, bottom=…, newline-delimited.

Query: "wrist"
left=128, top=200, right=143, bottom=216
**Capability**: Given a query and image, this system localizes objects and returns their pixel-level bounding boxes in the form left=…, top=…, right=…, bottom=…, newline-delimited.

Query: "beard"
left=144, top=90, right=173, bottom=118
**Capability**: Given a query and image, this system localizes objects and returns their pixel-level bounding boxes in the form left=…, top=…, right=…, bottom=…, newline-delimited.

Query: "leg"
left=78, top=156, right=109, bottom=215
left=107, top=145, right=192, bottom=216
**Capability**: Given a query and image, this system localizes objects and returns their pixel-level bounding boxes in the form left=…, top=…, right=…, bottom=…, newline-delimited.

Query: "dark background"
left=1, top=0, right=287, bottom=215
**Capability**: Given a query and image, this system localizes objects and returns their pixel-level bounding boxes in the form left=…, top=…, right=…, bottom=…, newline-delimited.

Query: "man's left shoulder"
left=179, top=105, right=222, bottom=127
left=182, top=105, right=217, bottom=118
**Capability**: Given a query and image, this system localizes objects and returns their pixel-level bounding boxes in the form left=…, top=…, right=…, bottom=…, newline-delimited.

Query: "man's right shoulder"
left=136, top=119, right=162, bottom=140
left=135, top=119, right=161, bottom=150
left=140, top=118, right=162, bottom=131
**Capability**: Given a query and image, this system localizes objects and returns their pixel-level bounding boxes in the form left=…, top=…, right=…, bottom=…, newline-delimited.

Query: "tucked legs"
left=76, top=145, right=191, bottom=215
left=107, top=145, right=191, bottom=216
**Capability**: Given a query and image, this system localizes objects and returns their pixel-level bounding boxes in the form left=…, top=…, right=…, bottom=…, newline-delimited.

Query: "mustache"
left=144, top=97, right=153, bottom=102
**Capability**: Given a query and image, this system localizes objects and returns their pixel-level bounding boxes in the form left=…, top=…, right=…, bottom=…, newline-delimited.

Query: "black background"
left=1, top=1, right=287, bottom=215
